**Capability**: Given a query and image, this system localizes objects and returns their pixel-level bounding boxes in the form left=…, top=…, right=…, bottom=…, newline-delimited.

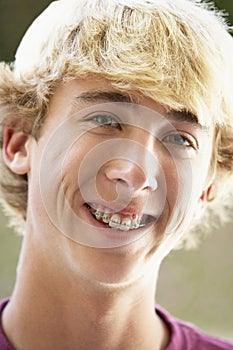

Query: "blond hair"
left=0, top=0, right=233, bottom=247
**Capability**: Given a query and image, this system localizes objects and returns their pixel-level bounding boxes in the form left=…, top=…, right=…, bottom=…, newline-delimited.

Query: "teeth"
left=131, top=218, right=140, bottom=229
left=95, top=210, right=102, bottom=220
left=87, top=204, right=148, bottom=231
left=109, top=214, right=121, bottom=229
left=120, top=218, right=131, bottom=231
left=102, top=213, right=110, bottom=223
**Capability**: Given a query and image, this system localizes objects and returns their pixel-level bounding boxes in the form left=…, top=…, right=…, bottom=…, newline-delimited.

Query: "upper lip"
left=86, top=201, right=156, bottom=218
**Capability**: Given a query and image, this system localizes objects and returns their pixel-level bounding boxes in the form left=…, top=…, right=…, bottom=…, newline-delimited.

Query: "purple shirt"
left=0, top=298, right=233, bottom=349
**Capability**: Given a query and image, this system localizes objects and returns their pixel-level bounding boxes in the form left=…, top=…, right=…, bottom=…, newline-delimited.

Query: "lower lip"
left=81, top=204, right=156, bottom=247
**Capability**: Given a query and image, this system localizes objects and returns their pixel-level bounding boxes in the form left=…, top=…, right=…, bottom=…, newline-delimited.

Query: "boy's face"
left=6, top=77, right=214, bottom=280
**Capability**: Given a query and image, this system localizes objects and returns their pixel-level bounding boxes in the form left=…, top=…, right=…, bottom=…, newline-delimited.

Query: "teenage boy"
left=0, top=0, right=233, bottom=349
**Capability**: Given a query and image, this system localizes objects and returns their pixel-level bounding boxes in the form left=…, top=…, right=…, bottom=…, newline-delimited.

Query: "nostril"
left=116, top=178, right=128, bottom=184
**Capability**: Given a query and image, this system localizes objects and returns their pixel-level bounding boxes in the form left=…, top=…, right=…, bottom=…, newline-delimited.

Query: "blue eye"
left=163, top=133, right=194, bottom=147
left=89, top=113, right=122, bottom=130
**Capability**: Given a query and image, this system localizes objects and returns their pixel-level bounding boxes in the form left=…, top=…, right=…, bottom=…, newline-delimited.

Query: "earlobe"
left=3, top=125, right=31, bottom=175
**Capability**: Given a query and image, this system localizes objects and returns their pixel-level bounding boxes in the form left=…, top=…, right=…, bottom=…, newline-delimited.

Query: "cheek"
left=61, top=134, right=103, bottom=208
left=161, top=156, right=180, bottom=211
left=168, top=153, right=211, bottom=220
left=61, top=136, right=101, bottom=204
left=162, top=155, right=197, bottom=234
left=27, top=145, right=53, bottom=227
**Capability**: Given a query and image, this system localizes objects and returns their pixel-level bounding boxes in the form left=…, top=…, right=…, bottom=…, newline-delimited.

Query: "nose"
left=104, top=158, right=157, bottom=193
left=103, top=131, right=159, bottom=193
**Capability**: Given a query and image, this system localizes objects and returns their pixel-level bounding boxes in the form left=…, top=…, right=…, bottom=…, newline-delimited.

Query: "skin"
left=2, top=77, right=214, bottom=350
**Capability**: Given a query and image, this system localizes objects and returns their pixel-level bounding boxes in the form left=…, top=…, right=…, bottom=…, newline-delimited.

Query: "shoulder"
left=156, top=306, right=233, bottom=350
left=178, top=320, right=233, bottom=350
left=0, top=298, right=14, bottom=350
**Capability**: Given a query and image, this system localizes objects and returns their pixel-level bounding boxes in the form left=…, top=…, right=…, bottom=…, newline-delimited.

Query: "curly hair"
left=0, top=0, right=233, bottom=248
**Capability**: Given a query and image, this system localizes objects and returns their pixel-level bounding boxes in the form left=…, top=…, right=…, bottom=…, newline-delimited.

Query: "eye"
left=87, top=113, right=122, bottom=130
left=162, top=133, right=195, bottom=148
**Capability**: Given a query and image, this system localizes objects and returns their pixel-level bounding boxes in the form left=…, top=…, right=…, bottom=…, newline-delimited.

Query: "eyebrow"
left=167, top=110, right=199, bottom=125
left=167, top=110, right=209, bottom=131
left=73, top=91, right=133, bottom=105
left=72, top=90, right=207, bottom=129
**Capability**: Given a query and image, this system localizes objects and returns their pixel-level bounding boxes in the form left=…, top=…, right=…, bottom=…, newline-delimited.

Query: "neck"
left=2, top=234, right=170, bottom=350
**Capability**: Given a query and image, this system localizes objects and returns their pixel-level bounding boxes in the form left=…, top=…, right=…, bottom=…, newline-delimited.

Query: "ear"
left=2, top=124, right=31, bottom=175
left=194, top=185, right=213, bottom=220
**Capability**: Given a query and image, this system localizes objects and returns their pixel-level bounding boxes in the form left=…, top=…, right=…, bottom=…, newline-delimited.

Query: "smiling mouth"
left=85, top=203, right=156, bottom=231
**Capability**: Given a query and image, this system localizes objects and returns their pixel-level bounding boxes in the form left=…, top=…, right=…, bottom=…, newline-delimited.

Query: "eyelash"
left=87, top=113, right=122, bottom=130
left=162, top=133, right=196, bottom=148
